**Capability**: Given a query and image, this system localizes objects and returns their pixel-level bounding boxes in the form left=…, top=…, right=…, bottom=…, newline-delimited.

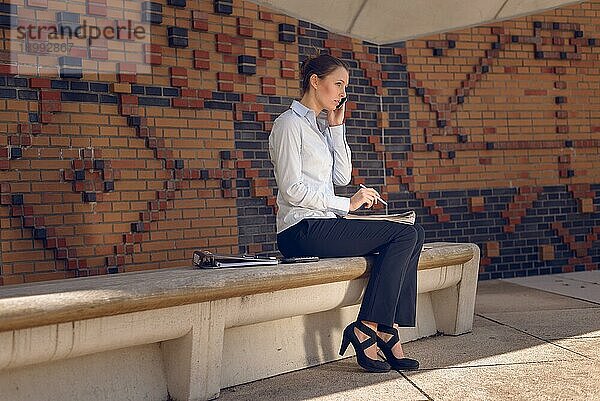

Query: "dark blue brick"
left=142, top=1, right=162, bottom=11
left=168, top=36, right=188, bottom=47
left=128, top=116, right=142, bottom=126
left=59, top=56, right=82, bottom=67
left=18, top=90, right=38, bottom=100
left=0, top=3, right=17, bottom=14
left=83, top=192, right=96, bottom=202
left=131, top=222, right=145, bottom=232
left=214, top=0, right=232, bottom=14
left=70, top=81, right=89, bottom=91
left=33, top=228, right=47, bottom=240
left=51, top=80, right=69, bottom=89
left=60, top=68, right=83, bottom=79
left=0, top=14, right=17, bottom=29
left=11, top=194, right=24, bottom=205
left=104, top=181, right=114, bottom=192
left=238, top=64, right=256, bottom=75
left=74, top=170, right=86, bottom=180
left=56, top=11, right=79, bottom=23
left=90, top=83, right=109, bottom=92
left=100, top=94, right=118, bottom=104
left=6, top=77, right=28, bottom=87
left=279, top=33, right=296, bottom=43
left=61, top=92, right=98, bottom=102
left=138, top=96, right=170, bottom=106
left=146, top=86, right=162, bottom=95
left=204, top=101, right=233, bottom=110
left=279, top=23, right=295, bottom=32
left=238, top=55, right=256, bottom=64
left=0, top=88, right=17, bottom=99
left=93, top=159, right=105, bottom=170
left=9, top=147, right=22, bottom=159
left=163, top=87, right=179, bottom=97
left=142, top=12, right=163, bottom=24
left=131, top=85, right=145, bottom=94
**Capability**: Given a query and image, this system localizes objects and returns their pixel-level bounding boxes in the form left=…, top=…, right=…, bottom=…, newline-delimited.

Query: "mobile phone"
left=336, top=96, right=347, bottom=110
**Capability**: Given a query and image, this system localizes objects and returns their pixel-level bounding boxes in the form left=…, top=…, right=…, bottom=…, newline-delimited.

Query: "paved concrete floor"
left=219, top=271, right=600, bottom=401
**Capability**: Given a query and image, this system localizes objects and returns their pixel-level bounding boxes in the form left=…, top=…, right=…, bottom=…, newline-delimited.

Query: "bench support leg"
left=161, top=301, right=225, bottom=401
left=430, top=244, right=480, bottom=335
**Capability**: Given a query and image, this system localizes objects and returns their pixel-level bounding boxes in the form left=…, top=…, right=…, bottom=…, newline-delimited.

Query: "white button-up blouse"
left=269, top=100, right=352, bottom=233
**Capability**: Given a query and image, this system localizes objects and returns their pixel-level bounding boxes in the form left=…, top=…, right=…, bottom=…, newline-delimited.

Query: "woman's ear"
left=309, top=73, right=319, bottom=90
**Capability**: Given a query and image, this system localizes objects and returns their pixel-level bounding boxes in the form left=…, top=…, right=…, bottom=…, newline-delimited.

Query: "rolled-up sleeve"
left=328, top=124, right=352, bottom=185
left=269, top=118, right=350, bottom=214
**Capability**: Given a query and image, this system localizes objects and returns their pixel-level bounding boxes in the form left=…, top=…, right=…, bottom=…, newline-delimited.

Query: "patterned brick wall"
left=0, top=0, right=599, bottom=285
left=404, top=4, right=600, bottom=278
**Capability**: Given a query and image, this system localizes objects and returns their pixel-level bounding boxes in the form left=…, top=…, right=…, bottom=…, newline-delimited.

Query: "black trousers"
left=277, top=218, right=425, bottom=327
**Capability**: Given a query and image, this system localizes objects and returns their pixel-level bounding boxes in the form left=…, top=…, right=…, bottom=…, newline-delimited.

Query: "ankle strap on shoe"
left=377, top=324, right=397, bottom=334
left=355, top=320, right=378, bottom=338
left=377, top=324, right=400, bottom=345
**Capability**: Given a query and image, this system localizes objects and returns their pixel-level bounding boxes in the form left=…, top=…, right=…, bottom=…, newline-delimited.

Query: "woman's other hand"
left=349, top=187, right=379, bottom=211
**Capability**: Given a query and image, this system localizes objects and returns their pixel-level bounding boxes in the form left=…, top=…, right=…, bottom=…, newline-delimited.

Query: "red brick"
left=218, top=82, right=234, bottom=92
left=259, top=11, right=273, bottom=21
left=27, top=0, right=48, bottom=7
left=89, top=48, right=108, bottom=60
left=171, top=77, right=188, bottom=87
left=120, top=95, right=138, bottom=104
left=118, top=63, right=137, bottom=73
left=194, top=60, right=210, bottom=70
left=193, top=20, right=208, bottom=31
left=87, top=3, right=107, bottom=15
left=40, top=91, right=60, bottom=101
left=172, top=98, right=189, bottom=108
left=170, top=67, right=187, bottom=77
left=30, top=78, right=51, bottom=88
left=238, top=26, right=253, bottom=37
left=145, top=54, right=162, bottom=65
left=218, top=72, right=234, bottom=81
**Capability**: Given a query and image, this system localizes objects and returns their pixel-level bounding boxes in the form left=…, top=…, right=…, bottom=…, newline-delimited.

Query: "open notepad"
left=343, top=210, right=416, bottom=225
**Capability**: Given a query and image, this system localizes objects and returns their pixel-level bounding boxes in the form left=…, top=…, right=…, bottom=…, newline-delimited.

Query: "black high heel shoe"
left=339, top=321, right=391, bottom=373
left=376, top=324, right=419, bottom=371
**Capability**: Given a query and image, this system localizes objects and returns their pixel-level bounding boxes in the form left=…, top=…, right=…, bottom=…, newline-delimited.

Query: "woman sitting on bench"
left=269, top=53, right=425, bottom=373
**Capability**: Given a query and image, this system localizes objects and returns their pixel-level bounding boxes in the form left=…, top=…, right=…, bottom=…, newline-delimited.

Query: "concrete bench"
left=0, top=242, right=479, bottom=401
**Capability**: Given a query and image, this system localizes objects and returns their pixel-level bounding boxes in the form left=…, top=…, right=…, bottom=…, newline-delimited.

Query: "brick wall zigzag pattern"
left=1, top=0, right=599, bottom=284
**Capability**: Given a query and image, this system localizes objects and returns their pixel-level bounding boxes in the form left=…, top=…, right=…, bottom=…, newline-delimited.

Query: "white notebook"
left=343, top=210, right=416, bottom=225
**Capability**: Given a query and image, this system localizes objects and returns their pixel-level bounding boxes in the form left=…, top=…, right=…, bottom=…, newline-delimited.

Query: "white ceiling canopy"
left=249, top=0, right=586, bottom=45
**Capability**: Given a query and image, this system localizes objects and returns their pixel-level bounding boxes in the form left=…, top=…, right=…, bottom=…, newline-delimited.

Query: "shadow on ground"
left=218, top=278, right=600, bottom=401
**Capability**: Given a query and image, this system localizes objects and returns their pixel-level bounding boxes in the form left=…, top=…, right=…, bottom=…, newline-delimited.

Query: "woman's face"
left=312, top=66, right=349, bottom=111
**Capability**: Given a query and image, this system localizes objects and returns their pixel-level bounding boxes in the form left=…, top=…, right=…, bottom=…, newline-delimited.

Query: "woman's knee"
left=391, top=224, right=419, bottom=247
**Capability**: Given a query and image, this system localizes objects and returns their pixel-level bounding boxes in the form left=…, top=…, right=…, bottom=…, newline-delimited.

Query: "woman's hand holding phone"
left=328, top=97, right=346, bottom=126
